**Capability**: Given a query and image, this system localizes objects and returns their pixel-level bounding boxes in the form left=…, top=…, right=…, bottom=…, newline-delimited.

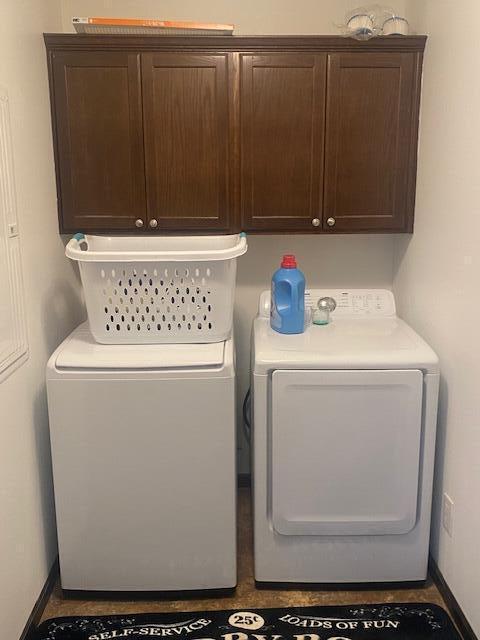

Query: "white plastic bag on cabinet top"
left=338, top=4, right=410, bottom=40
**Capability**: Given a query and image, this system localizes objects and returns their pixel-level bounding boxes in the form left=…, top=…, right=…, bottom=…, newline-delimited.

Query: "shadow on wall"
left=34, top=259, right=85, bottom=562
left=33, top=383, right=58, bottom=563
left=395, top=234, right=411, bottom=265
left=393, top=233, right=448, bottom=561
left=41, top=260, right=85, bottom=357
left=393, top=234, right=412, bottom=285
left=430, top=374, right=449, bottom=558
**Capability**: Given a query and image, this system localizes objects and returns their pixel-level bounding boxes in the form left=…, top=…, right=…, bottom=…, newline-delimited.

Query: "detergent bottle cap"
left=281, top=254, right=297, bottom=269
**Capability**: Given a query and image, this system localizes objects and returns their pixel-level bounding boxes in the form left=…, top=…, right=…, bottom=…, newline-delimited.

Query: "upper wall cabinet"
left=240, top=54, right=326, bottom=231
left=141, top=53, right=232, bottom=231
left=323, top=53, right=419, bottom=232
left=45, top=35, right=425, bottom=234
left=50, top=51, right=146, bottom=232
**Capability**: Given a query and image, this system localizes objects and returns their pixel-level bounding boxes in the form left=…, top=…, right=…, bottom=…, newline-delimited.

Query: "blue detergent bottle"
left=270, top=254, right=306, bottom=334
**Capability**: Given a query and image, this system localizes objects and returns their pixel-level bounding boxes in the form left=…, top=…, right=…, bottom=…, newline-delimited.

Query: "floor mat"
left=36, top=603, right=460, bottom=640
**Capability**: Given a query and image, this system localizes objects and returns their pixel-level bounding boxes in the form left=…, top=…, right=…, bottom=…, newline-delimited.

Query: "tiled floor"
left=41, top=488, right=447, bottom=622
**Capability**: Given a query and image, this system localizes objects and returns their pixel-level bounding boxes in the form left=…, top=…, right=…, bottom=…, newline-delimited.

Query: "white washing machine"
left=252, top=289, right=439, bottom=585
left=47, top=322, right=236, bottom=592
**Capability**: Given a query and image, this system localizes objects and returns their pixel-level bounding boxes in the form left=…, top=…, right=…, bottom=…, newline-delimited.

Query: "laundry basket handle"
left=66, top=233, right=88, bottom=257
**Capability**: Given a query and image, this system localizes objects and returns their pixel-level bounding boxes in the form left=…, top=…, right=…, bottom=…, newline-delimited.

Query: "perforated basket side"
left=79, top=259, right=236, bottom=344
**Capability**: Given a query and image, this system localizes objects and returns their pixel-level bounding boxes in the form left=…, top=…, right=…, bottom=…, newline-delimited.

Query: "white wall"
left=0, top=2, right=85, bottom=639
left=59, top=0, right=407, bottom=34
left=394, top=1, right=480, bottom=634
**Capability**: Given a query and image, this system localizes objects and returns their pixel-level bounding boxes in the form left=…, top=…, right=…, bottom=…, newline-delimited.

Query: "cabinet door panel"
left=241, top=54, right=326, bottom=231
left=324, top=53, right=417, bottom=232
left=142, top=54, right=231, bottom=231
left=51, top=52, right=146, bottom=232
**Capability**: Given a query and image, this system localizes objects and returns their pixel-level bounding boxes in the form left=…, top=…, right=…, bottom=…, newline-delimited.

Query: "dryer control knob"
left=318, top=297, right=337, bottom=312
left=314, top=296, right=337, bottom=325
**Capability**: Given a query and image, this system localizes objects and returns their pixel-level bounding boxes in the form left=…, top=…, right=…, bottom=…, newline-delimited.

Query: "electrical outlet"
left=442, top=493, right=454, bottom=537
left=8, top=222, right=18, bottom=237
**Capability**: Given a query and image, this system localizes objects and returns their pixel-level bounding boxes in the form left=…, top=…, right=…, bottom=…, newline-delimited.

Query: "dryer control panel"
left=259, top=289, right=396, bottom=318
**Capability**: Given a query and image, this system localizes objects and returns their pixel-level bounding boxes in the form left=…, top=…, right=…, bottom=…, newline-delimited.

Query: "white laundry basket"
left=66, top=234, right=247, bottom=344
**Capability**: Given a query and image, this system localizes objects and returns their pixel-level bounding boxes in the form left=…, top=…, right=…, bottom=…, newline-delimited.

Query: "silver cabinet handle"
left=149, top=219, right=158, bottom=229
left=326, top=217, right=336, bottom=227
left=312, top=218, right=320, bottom=227
left=135, top=219, right=144, bottom=228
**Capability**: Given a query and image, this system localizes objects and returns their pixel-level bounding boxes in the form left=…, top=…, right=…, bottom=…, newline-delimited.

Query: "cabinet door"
left=324, top=53, right=418, bottom=232
left=240, top=54, right=326, bottom=232
left=51, top=52, right=146, bottom=232
left=142, top=54, right=232, bottom=232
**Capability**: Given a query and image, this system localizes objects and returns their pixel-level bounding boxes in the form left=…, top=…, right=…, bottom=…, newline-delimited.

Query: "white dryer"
left=252, top=289, right=439, bottom=584
left=47, top=322, right=236, bottom=592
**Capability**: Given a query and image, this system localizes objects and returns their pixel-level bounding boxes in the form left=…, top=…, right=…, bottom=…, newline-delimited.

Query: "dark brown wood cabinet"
left=45, top=35, right=425, bottom=234
left=240, top=54, right=326, bottom=231
left=142, top=53, right=231, bottom=231
left=50, top=51, right=146, bottom=231
left=323, top=52, right=420, bottom=232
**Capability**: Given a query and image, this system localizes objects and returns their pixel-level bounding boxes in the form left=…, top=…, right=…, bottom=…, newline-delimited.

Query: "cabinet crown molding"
left=44, top=33, right=426, bottom=53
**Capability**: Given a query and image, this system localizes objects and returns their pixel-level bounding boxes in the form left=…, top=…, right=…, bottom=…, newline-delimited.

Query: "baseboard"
left=19, top=557, right=59, bottom=640
left=61, top=585, right=236, bottom=600
left=256, top=579, right=426, bottom=591
left=237, top=473, right=251, bottom=488
left=429, top=556, right=477, bottom=640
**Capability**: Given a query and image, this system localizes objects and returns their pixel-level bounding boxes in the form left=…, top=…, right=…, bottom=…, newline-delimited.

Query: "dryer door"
left=271, top=369, right=423, bottom=536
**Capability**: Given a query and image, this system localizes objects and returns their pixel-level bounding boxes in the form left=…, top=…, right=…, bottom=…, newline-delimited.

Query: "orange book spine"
left=85, top=17, right=234, bottom=31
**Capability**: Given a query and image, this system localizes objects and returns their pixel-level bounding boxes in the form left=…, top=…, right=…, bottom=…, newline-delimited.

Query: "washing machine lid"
left=55, top=323, right=225, bottom=370
left=254, top=289, right=439, bottom=374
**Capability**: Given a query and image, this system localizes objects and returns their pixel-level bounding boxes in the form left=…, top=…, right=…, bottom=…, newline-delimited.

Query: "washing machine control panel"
left=259, top=289, right=396, bottom=317
left=306, top=289, right=396, bottom=317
